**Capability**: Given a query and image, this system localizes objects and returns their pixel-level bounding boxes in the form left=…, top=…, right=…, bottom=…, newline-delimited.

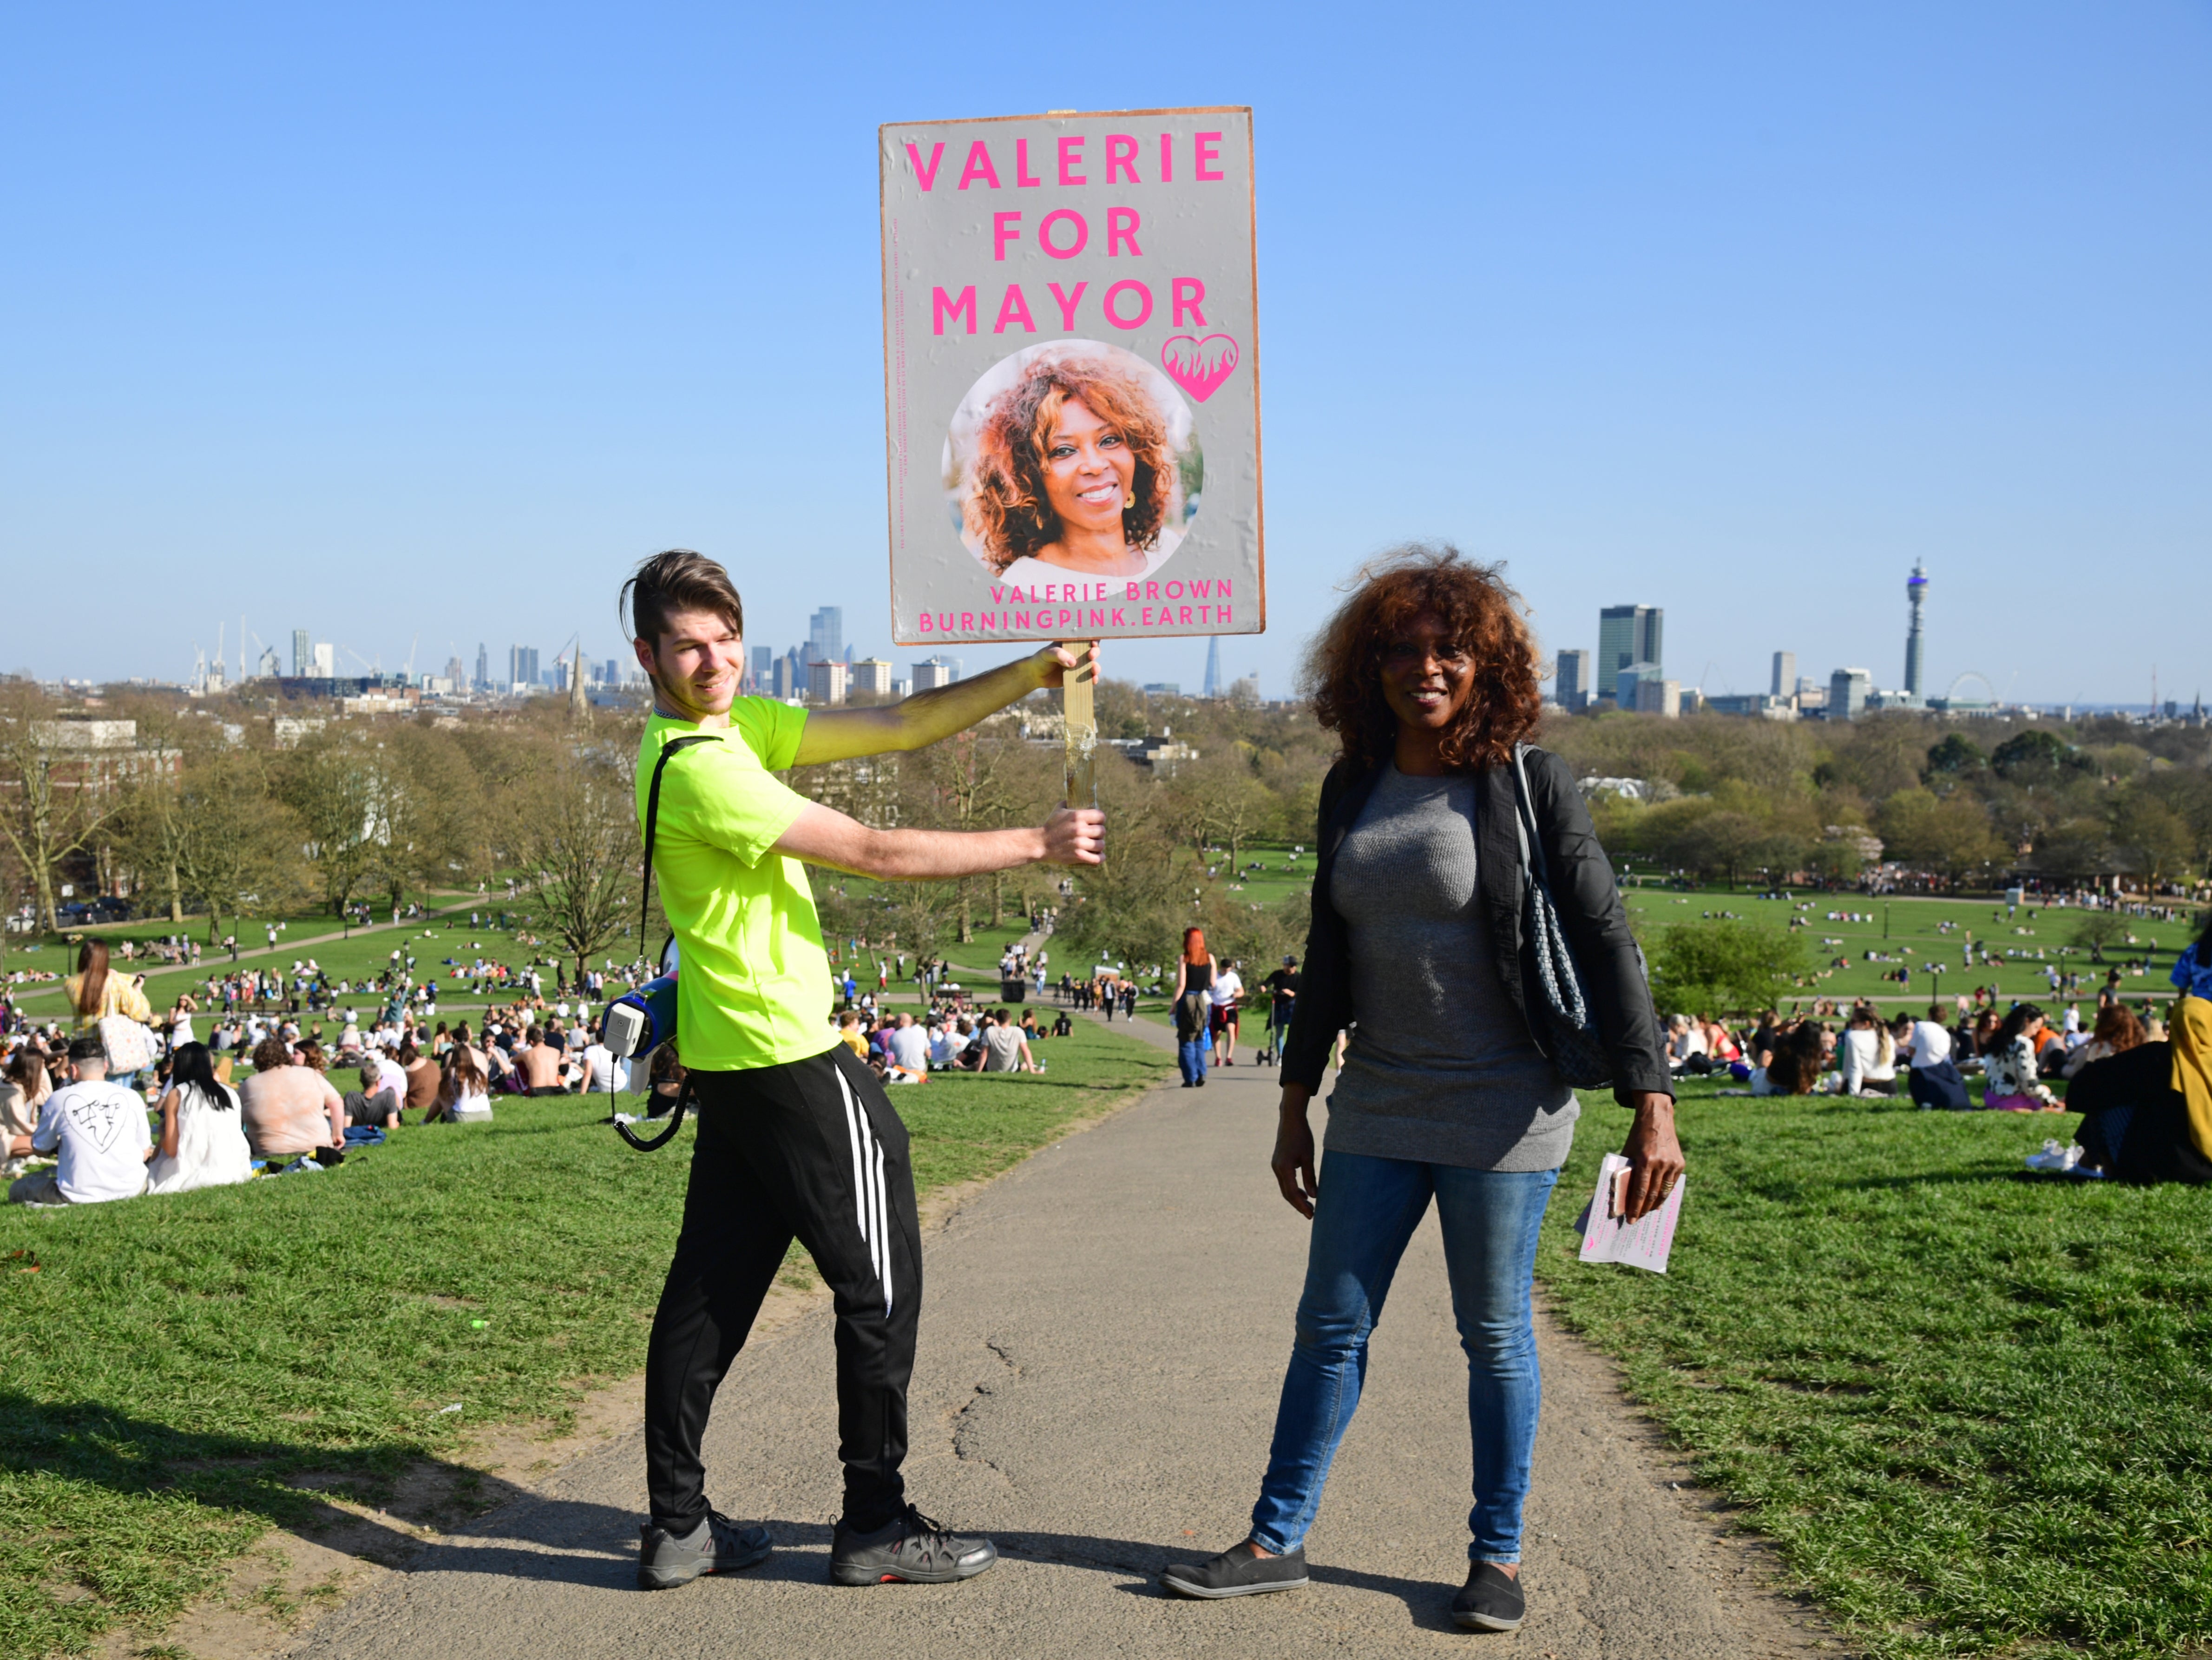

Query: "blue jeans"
left=1249, top=1150, right=1558, bottom=1564
left=1176, top=994, right=1210, bottom=1084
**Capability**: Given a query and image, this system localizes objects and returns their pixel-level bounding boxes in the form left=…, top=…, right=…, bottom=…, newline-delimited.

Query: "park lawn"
left=0, top=1018, right=1171, bottom=1660
left=1541, top=1078, right=2212, bottom=1659
left=1619, top=886, right=2196, bottom=1010
left=4, top=892, right=527, bottom=1016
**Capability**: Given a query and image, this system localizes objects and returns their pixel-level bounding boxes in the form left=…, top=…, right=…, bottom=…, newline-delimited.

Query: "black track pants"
left=643, top=1044, right=920, bottom=1534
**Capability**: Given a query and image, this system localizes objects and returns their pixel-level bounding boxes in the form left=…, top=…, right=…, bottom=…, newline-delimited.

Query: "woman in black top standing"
left=1171, top=927, right=1218, bottom=1087
left=1162, top=546, right=1680, bottom=1630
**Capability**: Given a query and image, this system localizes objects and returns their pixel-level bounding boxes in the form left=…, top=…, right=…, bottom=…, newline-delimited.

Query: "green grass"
left=1541, top=1078, right=2212, bottom=1658
left=0, top=1018, right=1170, bottom=1658
left=1619, top=887, right=2196, bottom=1011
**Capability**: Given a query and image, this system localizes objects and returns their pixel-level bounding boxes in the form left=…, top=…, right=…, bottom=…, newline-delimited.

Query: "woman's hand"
left=1272, top=1084, right=1319, bottom=1218
left=1618, top=1092, right=1684, bottom=1221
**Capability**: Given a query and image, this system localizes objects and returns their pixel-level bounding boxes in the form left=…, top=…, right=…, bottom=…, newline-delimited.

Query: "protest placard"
left=879, top=108, right=1262, bottom=647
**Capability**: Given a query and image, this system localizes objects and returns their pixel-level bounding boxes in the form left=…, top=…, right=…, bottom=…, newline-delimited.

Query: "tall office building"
left=256, top=646, right=282, bottom=678
left=1616, top=660, right=1663, bottom=707
left=771, top=655, right=797, bottom=699
left=1556, top=648, right=1593, bottom=711
left=750, top=645, right=773, bottom=691
left=310, top=642, right=335, bottom=678
left=1202, top=637, right=1223, bottom=698
left=1829, top=667, right=1871, bottom=722
left=444, top=655, right=466, bottom=687
left=292, top=628, right=312, bottom=678
left=475, top=644, right=489, bottom=689
left=510, top=645, right=539, bottom=689
left=808, top=607, right=843, bottom=669
left=912, top=655, right=961, bottom=690
left=1904, top=561, right=1928, bottom=698
left=1771, top=651, right=1796, bottom=698
left=1597, top=606, right=1663, bottom=686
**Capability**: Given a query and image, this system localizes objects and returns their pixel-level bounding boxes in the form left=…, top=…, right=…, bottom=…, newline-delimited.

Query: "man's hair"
left=67, top=1034, right=106, bottom=1064
left=620, top=549, right=745, bottom=652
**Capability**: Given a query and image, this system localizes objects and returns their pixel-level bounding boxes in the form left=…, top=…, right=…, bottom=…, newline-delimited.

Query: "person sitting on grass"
left=146, top=1041, right=253, bottom=1195
left=239, top=1035, right=345, bottom=1159
left=644, top=1043, right=685, bottom=1120
left=425, top=1047, right=494, bottom=1124
left=1982, top=1003, right=2061, bottom=1111
left=518, top=1025, right=574, bottom=1096
left=981, top=1008, right=1037, bottom=1074
left=2062, top=1004, right=2145, bottom=1079
left=400, top=1040, right=441, bottom=1116
left=9, top=1034, right=151, bottom=1207
left=888, top=1013, right=931, bottom=1078
left=343, top=1059, right=402, bottom=1129
left=1051, top=1010, right=1074, bottom=1039
left=1749, top=1022, right=1826, bottom=1096
left=1, top=1047, right=53, bottom=1178
left=1838, top=1007, right=1899, bottom=1096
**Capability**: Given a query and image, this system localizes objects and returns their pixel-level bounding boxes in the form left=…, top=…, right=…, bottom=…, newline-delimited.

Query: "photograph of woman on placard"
left=946, top=340, right=1201, bottom=585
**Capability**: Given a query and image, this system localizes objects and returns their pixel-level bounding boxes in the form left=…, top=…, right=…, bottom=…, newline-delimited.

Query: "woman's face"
left=1039, top=396, right=1136, bottom=538
left=1378, top=612, right=1475, bottom=735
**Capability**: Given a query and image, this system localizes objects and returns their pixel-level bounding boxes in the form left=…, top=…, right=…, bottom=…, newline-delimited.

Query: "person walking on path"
left=1162, top=546, right=1681, bottom=1632
left=1209, top=957, right=1245, bottom=1066
left=1171, top=927, right=1217, bottom=1087
left=621, top=551, right=1102, bottom=1595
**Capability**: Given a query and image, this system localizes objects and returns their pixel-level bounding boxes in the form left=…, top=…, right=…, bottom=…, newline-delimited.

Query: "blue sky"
left=6, top=2, right=2207, bottom=707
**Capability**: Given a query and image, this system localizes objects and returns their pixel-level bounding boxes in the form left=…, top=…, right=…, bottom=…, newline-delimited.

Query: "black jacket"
left=1279, top=746, right=1672, bottom=1108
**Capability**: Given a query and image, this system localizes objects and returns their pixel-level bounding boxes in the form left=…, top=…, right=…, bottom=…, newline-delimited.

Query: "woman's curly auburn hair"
left=1301, top=544, right=1543, bottom=774
left=963, top=352, right=1173, bottom=573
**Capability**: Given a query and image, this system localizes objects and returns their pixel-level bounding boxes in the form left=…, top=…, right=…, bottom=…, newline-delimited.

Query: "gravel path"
left=281, top=1017, right=1826, bottom=1659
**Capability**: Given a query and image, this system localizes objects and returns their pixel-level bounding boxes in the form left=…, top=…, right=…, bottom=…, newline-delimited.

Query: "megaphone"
left=599, top=943, right=688, bottom=1150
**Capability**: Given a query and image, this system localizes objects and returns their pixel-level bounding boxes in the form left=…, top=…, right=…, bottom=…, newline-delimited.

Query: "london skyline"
left=7, top=4, right=2205, bottom=707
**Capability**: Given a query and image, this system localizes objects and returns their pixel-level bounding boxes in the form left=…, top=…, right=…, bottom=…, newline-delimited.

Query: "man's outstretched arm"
left=772, top=799, right=1103, bottom=880
left=790, top=643, right=1090, bottom=766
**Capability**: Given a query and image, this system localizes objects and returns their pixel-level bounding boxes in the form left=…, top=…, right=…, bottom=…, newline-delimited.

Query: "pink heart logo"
left=1160, top=334, right=1240, bottom=403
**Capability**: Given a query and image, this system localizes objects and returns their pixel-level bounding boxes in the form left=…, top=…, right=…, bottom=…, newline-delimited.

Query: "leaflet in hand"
left=1575, top=1153, right=1684, bottom=1274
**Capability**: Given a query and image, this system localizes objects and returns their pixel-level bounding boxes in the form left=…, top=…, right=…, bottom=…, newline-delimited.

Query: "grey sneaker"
left=829, top=1505, right=998, bottom=1586
left=637, top=1509, right=773, bottom=1589
left=1161, top=1541, right=1308, bottom=1599
left=1450, top=1561, right=1526, bottom=1631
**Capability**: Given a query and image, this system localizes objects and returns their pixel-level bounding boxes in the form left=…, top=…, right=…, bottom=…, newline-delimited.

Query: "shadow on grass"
left=3, top=1391, right=537, bottom=1571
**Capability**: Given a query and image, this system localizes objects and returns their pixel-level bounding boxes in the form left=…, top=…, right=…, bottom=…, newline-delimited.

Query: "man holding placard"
left=621, top=550, right=1102, bottom=1592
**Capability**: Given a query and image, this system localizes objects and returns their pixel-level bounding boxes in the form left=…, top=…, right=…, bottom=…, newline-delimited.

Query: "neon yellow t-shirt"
left=636, top=701, right=836, bottom=1072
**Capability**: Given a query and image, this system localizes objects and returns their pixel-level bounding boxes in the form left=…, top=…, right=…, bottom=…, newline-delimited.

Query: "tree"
left=1876, top=788, right=2007, bottom=885
left=171, top=750, right=310, bottom=943
left=0, top=683, right=128, bottom=932
left=1647, top=921, right=1807, bottom=1018
left=2113, top=791, right=2196, bottom=887
left=2070, top=911, right=2127, bottom=963
left=507, top=747, right=640, bottom=985
left=281, top=734, right=386, bottom=915
left=1923, top=733, right=1988, bottom=781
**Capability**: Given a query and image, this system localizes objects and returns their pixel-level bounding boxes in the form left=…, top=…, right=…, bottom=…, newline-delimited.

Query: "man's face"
left=635, top=607, right=743, bottom=722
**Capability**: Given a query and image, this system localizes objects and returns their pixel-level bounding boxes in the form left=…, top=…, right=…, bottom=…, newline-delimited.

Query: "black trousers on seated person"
left=643, top=1043, right=920, bottom=1535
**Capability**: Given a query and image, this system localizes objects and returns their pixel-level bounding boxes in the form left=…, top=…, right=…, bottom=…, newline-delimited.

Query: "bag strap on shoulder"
left=640, top=734, right=721, bottom=964
left=1508, top=742, right=1549, bottom=886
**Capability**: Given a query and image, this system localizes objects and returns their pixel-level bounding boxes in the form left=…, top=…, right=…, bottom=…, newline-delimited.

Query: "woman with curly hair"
left=963, top=349, right=1178, bottom=581
left=1162, top=545, right=1679, bottom=1632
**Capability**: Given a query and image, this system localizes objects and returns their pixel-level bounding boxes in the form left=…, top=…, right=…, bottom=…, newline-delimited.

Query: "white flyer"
left=1575, top=1153, right=1685, bottom=1274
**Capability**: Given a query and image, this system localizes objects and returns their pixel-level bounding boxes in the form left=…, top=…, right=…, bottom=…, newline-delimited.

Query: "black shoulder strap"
left=641, top=734, right=721, bottom=964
